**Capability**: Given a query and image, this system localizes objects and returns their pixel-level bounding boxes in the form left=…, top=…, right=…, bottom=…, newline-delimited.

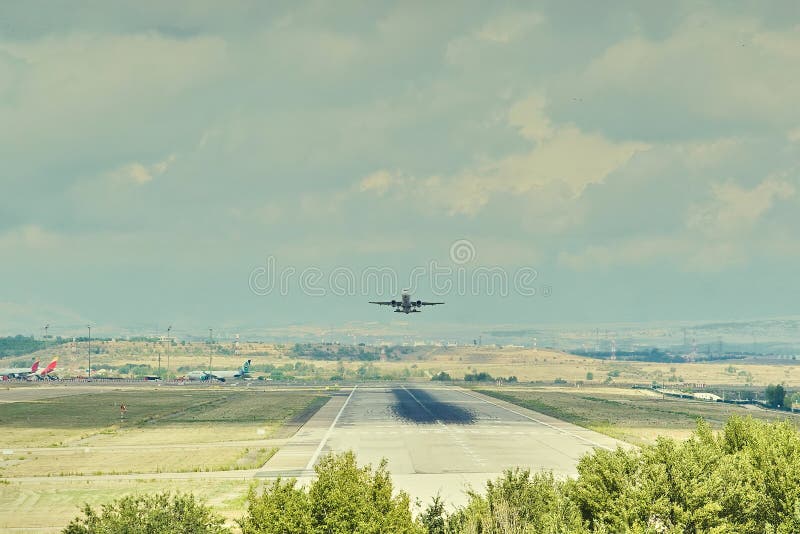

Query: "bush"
left=63, top=492, right=229, bottom=534
left=239, top=451, right=422, bottom=533
left=431, top=371, right=452, bottom=381
left=445, top=416, right=800, bottom=533
left=464, top=372, right=494, bottom=382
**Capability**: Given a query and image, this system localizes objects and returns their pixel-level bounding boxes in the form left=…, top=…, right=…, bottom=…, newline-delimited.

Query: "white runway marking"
left=305, top=385, right=357, bottom=470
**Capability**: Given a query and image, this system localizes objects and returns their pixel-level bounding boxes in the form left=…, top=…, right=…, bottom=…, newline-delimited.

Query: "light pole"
left=167, top=326, right=172, bottom=377
left=87, top=324, right=92, bottom=381
left=208, top=328, right=213, bottom=370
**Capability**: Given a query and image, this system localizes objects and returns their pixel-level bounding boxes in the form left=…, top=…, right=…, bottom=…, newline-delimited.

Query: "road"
left=258, top=385, right=624, bottom=507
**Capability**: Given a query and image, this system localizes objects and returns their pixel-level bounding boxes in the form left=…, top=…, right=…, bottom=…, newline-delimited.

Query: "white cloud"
left=359, top=170, right=397, bottom=196
left=582, top=15, right=800, bottom=125
left=687, top=177, right=795, bottom=237
left=110, top=154, right=176, bottom=186
left=0, top=33, right=227, bottom=164
left=358, top=94, right=649, bottom=216
left=560, top=175, right=797, bottom=272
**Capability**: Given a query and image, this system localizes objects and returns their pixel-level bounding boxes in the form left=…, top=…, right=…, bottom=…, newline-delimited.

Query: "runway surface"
left=258, top=385, right=624, bottom=507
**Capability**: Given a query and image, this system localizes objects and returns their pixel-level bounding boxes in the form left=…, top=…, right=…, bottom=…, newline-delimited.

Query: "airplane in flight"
left=370, top=291, right=444, bottom=314
left=186, top=359, right=251, bottom=382
left=0, top=359, right=39, bottom=379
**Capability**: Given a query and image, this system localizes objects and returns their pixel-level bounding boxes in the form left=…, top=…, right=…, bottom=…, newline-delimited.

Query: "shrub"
left=63, top=492, right=229, bottom=534
left=239, top=451, right=422, bottom=533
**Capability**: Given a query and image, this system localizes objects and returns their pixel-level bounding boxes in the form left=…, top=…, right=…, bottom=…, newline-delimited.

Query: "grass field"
left=0, top=386, right=331, bottom=531
left=0, top=388, right=329, bottom=474
left=476, top=386, right=800, bottom=446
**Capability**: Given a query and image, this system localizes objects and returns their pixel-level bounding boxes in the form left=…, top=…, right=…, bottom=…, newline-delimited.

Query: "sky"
left=2, top=1, right=800, bottom=338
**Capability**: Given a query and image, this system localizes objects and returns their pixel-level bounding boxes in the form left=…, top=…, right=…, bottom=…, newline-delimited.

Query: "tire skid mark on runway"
left=401, top=386, right=487, bottom=467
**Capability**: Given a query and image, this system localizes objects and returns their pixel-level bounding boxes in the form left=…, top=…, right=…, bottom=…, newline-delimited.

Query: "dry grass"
left=2, top=446, right=248, bottom=477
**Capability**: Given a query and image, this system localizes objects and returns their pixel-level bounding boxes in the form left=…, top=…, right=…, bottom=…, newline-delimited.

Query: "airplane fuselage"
left=393, top=293, right=421, bottom=313
left=370, top=293, right=444, bottom=314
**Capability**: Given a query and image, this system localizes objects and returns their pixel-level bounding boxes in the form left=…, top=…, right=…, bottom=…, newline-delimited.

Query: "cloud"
left=687, top=177, right=795, bottom=237
left=581, top=14, right=800, bottom=128
left=111, top=154, right=176, bottom=186
left=0, top=225, right=59, bottom=250
left=560, top=175, right=797, bottom=272
left=558, top=236, right=686, bottom=270
left=359, top=170, right=397, bottom=196
left=0, top=33, right=227, bottom=174
left=358, top=93, right=649, bottom=216
left=476, top=12, right=544, bottom=43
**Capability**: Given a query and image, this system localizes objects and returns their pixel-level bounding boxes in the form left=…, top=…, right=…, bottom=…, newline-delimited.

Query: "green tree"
left=240, top=451, right=423, bottom=534
left=63, top=492, right=229, bottom=534
left=766, top=384, right=787, bottom=408
left=585, top=372, right=594, bottom=381
left=442, top=416, right=800, bottom=533
left=446, top=469, right=587, bottom=533
left=419, top=495, right=447, bottom=534
left=239, top=479, right=311, bottom=534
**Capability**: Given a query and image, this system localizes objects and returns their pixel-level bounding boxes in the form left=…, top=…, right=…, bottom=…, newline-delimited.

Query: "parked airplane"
left=186, top=360, right=251, bottom=382
left=0, top=359, right=39, bottom=379
left=370, top=291, right=444, bottom=314
left=31, top=358, right=58, bottom=380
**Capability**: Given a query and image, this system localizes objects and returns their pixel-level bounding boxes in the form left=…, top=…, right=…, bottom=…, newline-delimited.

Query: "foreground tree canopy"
left=63, top=416, right=800, bottom=533
left=435, top=416, right=800, bottom=533
left=239, top=451, right=421, bottom=533
left=63, top=492, right=229, bottom=534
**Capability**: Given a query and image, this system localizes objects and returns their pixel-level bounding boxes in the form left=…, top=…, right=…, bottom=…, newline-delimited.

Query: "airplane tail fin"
left=31, top=360, right=40, bottom=372
left=42, top=358, right=58, bottom=374
left=242, top=360, right=251, bottom=374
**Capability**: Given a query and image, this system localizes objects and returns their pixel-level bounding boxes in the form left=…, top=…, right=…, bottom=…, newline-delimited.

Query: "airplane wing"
left=418, top=301, right=445, bottom=306
left=369, top=301, right=397, bottom=306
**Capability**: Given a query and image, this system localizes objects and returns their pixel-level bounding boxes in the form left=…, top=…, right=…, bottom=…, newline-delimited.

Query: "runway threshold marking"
left=457, top=388, right=612, bottom=451
left=305, top=385, right=358, bottom=470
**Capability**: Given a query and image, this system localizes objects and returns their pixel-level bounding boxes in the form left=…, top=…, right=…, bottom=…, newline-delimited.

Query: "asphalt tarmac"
left=258, top=385, right=625, bottom=508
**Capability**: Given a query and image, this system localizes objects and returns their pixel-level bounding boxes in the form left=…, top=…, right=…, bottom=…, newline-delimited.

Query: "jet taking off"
left=370, top=291, right=444, bottom=314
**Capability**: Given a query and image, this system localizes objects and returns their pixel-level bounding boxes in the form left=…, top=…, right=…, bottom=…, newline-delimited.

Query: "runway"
left=258, top=385, right=625, bottom=507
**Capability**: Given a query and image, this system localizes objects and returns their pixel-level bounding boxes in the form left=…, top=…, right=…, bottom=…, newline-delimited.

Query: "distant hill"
left=0, top=335, right=65, bottom=359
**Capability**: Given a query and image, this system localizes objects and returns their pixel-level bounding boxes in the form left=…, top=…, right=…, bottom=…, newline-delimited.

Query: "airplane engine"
left=391, top=300, right=397, bottom=307
left=416, top=300, right=422, bottom=307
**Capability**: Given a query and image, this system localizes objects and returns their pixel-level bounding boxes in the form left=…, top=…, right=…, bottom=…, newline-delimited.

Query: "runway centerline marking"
left=456, top=388, right=612, bottom=451
left=305, top=385, right=357, bottom=470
